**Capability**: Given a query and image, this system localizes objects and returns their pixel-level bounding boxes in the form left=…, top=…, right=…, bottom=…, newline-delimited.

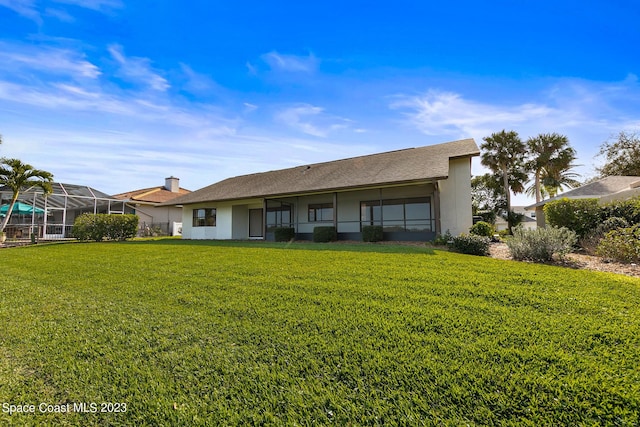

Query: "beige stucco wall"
left=438, top=157, right=473, bottom=236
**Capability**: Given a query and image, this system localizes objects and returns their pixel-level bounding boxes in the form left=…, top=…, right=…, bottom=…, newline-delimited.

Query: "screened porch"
left=0, top=183, right=126, bottom=240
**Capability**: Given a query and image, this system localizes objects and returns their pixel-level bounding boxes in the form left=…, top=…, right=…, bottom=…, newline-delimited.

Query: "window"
left=361, top=197, right=432, bottom=232
left=193, top=208, right=216, bottom=227
left=308, top=203, right=334, bottom=222
left=266, top=203, right=293, bottom=229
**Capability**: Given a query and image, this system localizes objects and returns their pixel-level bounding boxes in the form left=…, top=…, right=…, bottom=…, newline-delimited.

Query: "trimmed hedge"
left=273, top=227, right=296, bottom=242
left=362, top=225, right=383, bottom=242
left=544, top=198, right=602, bottom=238
left=313, top=226, right=337, bottom=243
left=601, top=197, right=640, bottom=225
left=545, top=196, right=640, bottom=238
left=72, top=214, right=139, bottom=242
left=448, top=234, right=490, bottom=256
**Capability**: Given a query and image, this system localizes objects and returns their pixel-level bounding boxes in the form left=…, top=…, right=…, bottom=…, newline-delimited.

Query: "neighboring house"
left=0, top=182, right=126, bottom=239
left=494, top=206, right=537, bottom=231
left=165, top=139, right=480, bottom=241
left=112, top=177, right=191, bottom=236
left=525, top=176, right=640, bottom=227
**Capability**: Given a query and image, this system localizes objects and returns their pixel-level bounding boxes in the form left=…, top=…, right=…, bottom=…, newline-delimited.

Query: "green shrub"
left=544, top=198, right=602, bottom=238
left=580, top=217, right=630, bottom=255
left=448, top=234, right=490, bottom=256
left=475, top=210, right=496, bottom=225
left=596, top=224, right=640, bottom=263
left=597, top=216, right=631, bottom=233
left=72, top=214, right=138, bottom=242
left=361, top=225, right=383, bottom=242
left=313, top=226, right=337, bottom=243
left=506, top=226, right=577, bottom=262
left=601, top=197, right=640, bottom=225
left=273, top=227, right=296, bottom=242
left=432, top=230, right=453, bottom=246
left=469, top=221, right=494, bottom=237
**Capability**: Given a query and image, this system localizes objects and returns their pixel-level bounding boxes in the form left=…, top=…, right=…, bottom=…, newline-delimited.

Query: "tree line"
left=474, top=130, right=640, bottom=233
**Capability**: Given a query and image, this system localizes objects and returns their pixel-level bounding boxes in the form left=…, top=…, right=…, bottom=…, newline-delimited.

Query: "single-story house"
left=525, top=175, right=640, bottom=227
left=112, top=177, right=191, bottom=236
left=165, top=139, right=480, bottom=241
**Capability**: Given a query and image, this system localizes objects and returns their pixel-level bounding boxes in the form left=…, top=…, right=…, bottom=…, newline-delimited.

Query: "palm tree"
left=0, top=158, right=54, bottom=232
left=480, top=130, right=527, bottom=232
left=525, top=133, right=579, bottom=203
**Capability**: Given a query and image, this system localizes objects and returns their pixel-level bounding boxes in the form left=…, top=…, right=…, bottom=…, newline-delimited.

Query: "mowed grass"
left=0, top=240, right=639, bottom=426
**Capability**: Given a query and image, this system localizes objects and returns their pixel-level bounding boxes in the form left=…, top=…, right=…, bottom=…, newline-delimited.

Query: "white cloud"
left=0, top=44, right=101, bottom=79
left=390, top=90, right=555, bottom=138
left=53, top=0, right=122, bottom=11
left=243, top=102, right=258, bottom=113
left=179, top=63, right=223, bottom=96
left=261, top=51, right=318, bottom=73
left=0, top=0, right=121, bottom=23
left=0, top=0, right=41, bottom=23
left=275, top=104, right=350, bottom=137
left=108, top=44, right=169, bottom=92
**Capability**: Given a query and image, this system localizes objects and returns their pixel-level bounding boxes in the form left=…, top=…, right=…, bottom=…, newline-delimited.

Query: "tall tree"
left=480, top=130, right=527, bottom=232
left=471, top=173, right=506, bottom=219
left=0, top=158, right=54, bottom=232
left=596, top=131, right=640, bottom=177
left=525, top=133, right=580, bottom=202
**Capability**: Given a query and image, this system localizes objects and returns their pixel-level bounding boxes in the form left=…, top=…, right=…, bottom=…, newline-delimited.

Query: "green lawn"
left=1, top=239, right=639, bottom=426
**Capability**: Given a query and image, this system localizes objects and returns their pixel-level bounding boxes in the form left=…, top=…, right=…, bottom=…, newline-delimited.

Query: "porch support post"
left=295, top=196, right=299, bottom=234
left=333, top=192, right=338, bottom=232
left=262, top=198, right=267, bottom=240
left=434, top=182, right=441, bottom=236
left=43, top=196, right=48, bottom=238
left=379, top=188, right=383, bottom=226
left=31, top=192, right=37, bottom=237
left=62, top=195, right=68, bottom=237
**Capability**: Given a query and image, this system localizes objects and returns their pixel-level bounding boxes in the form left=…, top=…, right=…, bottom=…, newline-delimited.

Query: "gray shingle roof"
left=167, top=139, right=479, bottom=205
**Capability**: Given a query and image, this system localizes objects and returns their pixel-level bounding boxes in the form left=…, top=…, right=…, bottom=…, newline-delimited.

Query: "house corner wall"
left=438, top=157, right=473, bottom=236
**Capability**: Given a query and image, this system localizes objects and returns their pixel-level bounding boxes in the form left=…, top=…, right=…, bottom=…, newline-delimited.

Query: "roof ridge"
left=218, top=138, right=476, bottom=181
left=131, top=187, right=162, bottom=200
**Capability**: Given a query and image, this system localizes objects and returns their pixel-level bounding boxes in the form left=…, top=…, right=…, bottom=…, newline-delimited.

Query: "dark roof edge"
left=163, top=177, right=446, bottom=206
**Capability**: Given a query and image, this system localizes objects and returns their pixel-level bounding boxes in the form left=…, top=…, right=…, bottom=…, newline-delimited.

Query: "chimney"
left=165, top=176, right=179, bottom=193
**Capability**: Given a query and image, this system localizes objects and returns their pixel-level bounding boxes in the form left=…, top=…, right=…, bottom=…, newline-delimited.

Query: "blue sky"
left=1, top=0, right=639, bottom=204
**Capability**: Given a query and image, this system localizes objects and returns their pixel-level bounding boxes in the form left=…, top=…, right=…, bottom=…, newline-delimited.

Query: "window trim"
left=192, top=208, right=216, bottom=227
left=308, top=203, right=334, bottom=222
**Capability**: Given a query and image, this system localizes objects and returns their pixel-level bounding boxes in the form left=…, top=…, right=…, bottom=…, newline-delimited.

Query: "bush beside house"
left=72, top=214, right=139, bottom=242
left=361, top=225, right=383, bottom=242
left=448, top=234, right=490, bottom=256
left=545, top=197, right=640, bottom=262
left=273, top=227, right=296, bottom=242
left=469, top=221, right=494, bottom=237
left=313, top=226, right=337, bottom=243
left=596, top=225, right=640, bottom=263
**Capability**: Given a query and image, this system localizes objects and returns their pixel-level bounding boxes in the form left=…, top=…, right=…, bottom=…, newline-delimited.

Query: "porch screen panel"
left=405, top=198, right=431, bottom=231
left=360, top=201, right=381, bottom=226
left=382, top=202, right=404, bottom=231
left=266, top=202, right=293, bottom=229
left=361, top=197, right=431, bottom=232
